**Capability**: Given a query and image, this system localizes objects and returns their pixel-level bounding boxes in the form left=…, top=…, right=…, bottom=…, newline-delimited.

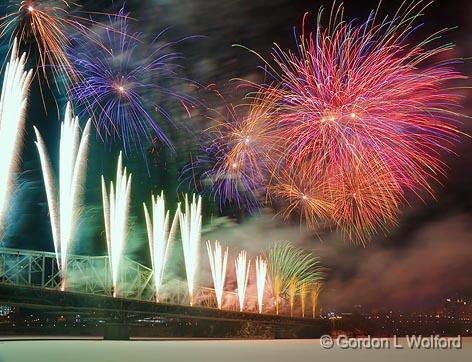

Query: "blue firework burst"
left=66, top=7, right=197, bottom=153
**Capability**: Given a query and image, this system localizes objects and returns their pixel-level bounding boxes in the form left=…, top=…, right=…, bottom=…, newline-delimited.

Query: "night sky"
left=1, top=0, right=471, bottom=312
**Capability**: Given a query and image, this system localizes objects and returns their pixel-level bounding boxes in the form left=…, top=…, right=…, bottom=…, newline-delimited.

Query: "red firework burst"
left=255, top=1, right=465, bottom=242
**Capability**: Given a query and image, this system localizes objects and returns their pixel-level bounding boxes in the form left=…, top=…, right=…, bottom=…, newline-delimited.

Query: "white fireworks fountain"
left=102, top=152, right=132, bottom=297
left=34, top=103, right=91, bottom=290
left=206, top=240, right=228, bottom=310
left=179, top=194, right=202, bottom=306
left=255, top=256, right=267, bottom=314
left=235, top=250, right=251, bottom=312
left=144, top=191, right=180, bottom=302
left=0, top=39, right=32, bottom=236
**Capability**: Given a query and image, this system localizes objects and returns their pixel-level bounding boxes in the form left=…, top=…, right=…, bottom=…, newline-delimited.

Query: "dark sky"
left=2, top=0, right=471, bottom=312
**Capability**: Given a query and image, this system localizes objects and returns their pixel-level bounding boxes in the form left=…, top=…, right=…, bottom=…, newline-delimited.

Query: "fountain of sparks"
left=179, top=194, right=202, bottom=306
left=311, top=283, right=322, bottom=318
left=144, top=191, right=180, bottom=302
left=235, top=250, right=251, bottom=312
left=289, top=278, right=297, bottom=317
left=102, top=152, right=132, bottom=297
left=300, top=283, right=307, bottom=318
left=206, top=240, right=228, bottom=310
left=34, top=103, right=91, bottom=290
left=255, top=256, right=267, bottom=314
left=0, top=39, right=32, bottom=236
left=274, top=275, right=282, bottom=315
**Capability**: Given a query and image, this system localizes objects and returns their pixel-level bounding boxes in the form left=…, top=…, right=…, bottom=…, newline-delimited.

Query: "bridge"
left=0, top=247, right=329, bottom=339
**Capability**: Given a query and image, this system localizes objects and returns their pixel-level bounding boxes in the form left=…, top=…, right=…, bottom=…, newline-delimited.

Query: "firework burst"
left=268, top=167, right=333, bottom=231
left=67, top=7, right=196, bottom=154
left=243, top=1, right=465, bottom=243
left=329, top=153, right=403, bottom=244
left=0, top=1, right=99, bottom=87
left=187, top=89, right=280, bottom=211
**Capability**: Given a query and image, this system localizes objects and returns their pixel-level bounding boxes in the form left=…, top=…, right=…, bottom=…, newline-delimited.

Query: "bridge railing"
left=0, top=247, right=247, bottom=311
left=0, top=247, right=154, bottom=301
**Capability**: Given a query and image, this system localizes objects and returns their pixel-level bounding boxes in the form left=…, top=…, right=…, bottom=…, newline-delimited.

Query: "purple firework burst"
left=66, top=7, right=197, bottom=153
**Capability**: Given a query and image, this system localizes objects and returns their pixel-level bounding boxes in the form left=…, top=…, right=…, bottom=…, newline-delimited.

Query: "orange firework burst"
left=0, top=1, right=102, bottom=88
left=190, top=88, right=282, bottom=210
left=228, top=1, right=466, bottom=243
left=328, top=153, right=404, bottom=245
left=268, top=167, right=333, bottom=231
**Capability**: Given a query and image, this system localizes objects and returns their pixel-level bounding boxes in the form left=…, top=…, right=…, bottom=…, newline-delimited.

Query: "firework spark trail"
left=274, top=275, right=281, bottom=315
left=143, top=192, right=180, bottom=302
left=289, top=278, right=296, bottom=317
left=267, top=243, right=322, bottom=315
left=300, top=283, right=307, bottom=318
left=179, top=194, right=202, bottom=306
left=67, top=7, right=197, bottom=154
left=255, top=256, right=267, bottom=314
left=329, top=152, right=403, bottom=244
left=0, top=39, right=32, bottom=236
left=311, top=283, right=322, bottom=319
left=34, top=102, right=91, bottom=287
left=206, top=240, right=228, bottom=309
left=235, top=250, right=251, bottom=312
left=268, top=168, right=333, bottom=232
left=102, top=152, right=132, bottom=297
left=0, top=1, right=104, bottom=88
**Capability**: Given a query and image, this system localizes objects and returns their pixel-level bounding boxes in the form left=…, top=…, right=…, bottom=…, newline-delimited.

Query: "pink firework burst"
left=257, top=1, right=466, bottom=242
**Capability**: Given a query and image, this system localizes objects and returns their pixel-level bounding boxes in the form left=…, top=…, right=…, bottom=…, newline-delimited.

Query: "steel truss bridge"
left=0, top=247, right=329, bottom=339
left=0, top=246, right=234, bottom=304
left=0, top=246, right=154, bottom=300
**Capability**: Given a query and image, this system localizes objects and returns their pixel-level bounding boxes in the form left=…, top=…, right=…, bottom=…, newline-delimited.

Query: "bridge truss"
left=0, top=247, right=154, bottom=301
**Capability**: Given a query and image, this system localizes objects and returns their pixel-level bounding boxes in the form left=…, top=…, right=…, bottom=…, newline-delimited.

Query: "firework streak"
left=179, top=194, right=202, bottom=306
left=235, top=250, right=251, bottom=312
left=255, top=256, right=267, bottom=314
left=144, top=192, right=180, bottom=302
left=0, top=1, right=105, bottom=87
left=102, top=152, right=132, bottom=297
left=0, top=39, right=32, bottom=236
left=34, top=102, right=91, bottom=289
left=206, top=240, right=228, bottom=309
